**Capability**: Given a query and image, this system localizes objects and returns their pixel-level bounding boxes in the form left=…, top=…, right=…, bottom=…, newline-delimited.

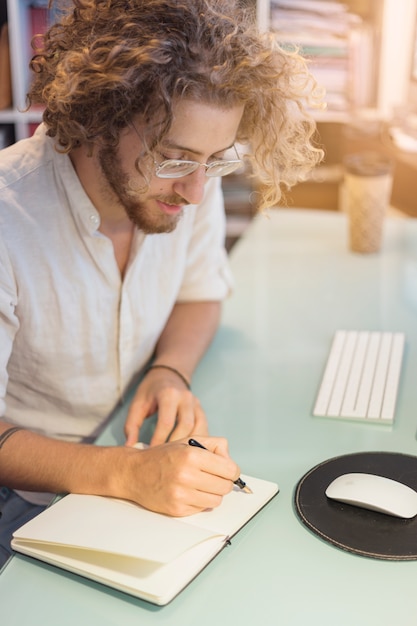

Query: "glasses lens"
left=206, top=160, right=243, bottom=177
left=156, top=160, right=199, bottom=179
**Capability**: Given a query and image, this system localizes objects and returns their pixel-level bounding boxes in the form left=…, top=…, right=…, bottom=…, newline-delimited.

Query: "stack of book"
left=270, top=0, right=374, bottom=114
left=0, top=0, right=11, bottom=112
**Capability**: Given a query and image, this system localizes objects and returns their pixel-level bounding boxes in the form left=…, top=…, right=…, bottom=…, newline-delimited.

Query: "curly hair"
left=29, top=0, right=324, bottom=210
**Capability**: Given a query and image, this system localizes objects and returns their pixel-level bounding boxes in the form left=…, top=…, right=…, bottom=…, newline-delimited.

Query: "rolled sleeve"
left=177, top=177, right=234, bottom=301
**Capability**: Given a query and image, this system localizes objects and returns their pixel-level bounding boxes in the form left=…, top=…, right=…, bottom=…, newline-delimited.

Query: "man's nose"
left=173, top=167, right=207, bottom=206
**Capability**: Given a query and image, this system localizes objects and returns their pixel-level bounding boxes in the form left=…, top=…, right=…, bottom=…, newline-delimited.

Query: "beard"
left=97, top=144, right=185, bottom=235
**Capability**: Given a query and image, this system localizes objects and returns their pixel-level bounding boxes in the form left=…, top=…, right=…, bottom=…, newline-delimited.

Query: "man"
left=0, top=0, right=323, bottom=565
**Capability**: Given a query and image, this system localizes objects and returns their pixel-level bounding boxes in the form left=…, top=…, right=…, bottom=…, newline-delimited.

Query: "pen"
left=188, top=438, right=253, bottom=494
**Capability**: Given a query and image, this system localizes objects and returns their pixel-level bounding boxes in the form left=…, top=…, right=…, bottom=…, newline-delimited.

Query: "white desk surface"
left=3, top=209, right=417, bottom=625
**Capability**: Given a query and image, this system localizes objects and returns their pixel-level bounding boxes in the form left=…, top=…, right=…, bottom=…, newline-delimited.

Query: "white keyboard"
left=313, top=330, right=405, bottom=424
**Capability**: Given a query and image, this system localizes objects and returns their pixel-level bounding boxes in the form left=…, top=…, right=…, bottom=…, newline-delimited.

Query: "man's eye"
left=162, top=154, right=183, bottom=161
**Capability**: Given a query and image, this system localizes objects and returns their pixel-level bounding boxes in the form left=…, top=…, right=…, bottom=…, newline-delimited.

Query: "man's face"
left=97, top=99, right=244, bottom=234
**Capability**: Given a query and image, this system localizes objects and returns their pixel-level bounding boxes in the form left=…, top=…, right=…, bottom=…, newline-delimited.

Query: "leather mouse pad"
left=294, top=451, right=417, bottom=560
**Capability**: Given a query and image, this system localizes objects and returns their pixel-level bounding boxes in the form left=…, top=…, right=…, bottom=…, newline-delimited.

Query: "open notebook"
left=12, top=474, right=278, bottom=605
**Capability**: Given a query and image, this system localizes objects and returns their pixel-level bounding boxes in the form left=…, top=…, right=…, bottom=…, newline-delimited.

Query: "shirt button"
left=89, top=214, right=100, bottom=226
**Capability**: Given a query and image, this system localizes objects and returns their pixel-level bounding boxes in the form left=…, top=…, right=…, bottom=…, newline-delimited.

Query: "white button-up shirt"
left=0, top=125, right=233, bottom=447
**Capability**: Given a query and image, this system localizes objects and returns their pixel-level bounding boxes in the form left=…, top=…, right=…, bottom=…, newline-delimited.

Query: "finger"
left=124, top=418, right=141, bottom=447
left=168, top=396, right=201, bottom=442
left=162, top=492, right=224, bottom=517
left=185, top=438, right=240, bottom=483
left=150, top=391, right=182, bottom=446
left=188, top=400, right=209, bottom=438
left=192, top=470, right=235, bottom=497
left=181, top=490, right=225, bottom=513
left=124, top=398, right=153, bottom=447
left=189, top=435, right=231, bottom=459
left=158, top=471, right=230, bottom=515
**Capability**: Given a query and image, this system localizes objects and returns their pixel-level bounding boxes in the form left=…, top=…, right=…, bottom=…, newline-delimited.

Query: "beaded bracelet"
left=0, top=426, right=24, bottom=450
left=146, top=364, right=191, bottom=390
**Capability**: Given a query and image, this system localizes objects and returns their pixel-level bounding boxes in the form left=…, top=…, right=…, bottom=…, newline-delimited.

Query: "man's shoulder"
left=0, top=125, right=54, bottom=191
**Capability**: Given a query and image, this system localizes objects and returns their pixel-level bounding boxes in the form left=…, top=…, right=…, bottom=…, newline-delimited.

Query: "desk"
left=3, top=209, right=417, bottom=625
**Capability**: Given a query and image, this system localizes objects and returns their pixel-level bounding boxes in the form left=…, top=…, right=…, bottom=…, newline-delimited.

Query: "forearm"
left=123, top=301, right=222, bottom=445
left=153, top=300, right=222, bottom=380
left=0, top=421, right=125, bottom=498
left=0, top=422, right=239, bottom=516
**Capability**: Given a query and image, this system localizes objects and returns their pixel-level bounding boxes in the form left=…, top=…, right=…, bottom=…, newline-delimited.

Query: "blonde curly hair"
left=29, top=0, right=324, bottom=210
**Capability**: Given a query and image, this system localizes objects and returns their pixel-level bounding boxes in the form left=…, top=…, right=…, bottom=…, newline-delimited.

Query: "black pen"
left=188, top=438, right=253, bottom=494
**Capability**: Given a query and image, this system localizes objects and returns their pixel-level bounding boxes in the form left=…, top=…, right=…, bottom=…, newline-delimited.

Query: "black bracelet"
left=0, top=426, right=24, bottom=450
left=146, top=364, right=191, bottom=390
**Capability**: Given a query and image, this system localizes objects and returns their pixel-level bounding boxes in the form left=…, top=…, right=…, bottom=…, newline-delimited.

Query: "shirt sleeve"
left=177, top=177, right=234, bottom=301
left=0, top=237, right=19, bottom=418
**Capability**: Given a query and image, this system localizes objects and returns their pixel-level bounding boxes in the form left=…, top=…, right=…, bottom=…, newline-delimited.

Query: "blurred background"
left=2, top=1, right=417, bottom=249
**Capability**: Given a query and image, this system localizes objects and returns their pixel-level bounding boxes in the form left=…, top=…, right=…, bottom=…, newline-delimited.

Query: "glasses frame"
left=129, top=120, right=243, bottom=179
left=153, top=144, right=243, bottom=179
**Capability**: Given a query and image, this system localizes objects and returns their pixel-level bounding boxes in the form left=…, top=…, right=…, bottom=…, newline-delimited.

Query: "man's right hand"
left=116, top=436, right=240, bottom=516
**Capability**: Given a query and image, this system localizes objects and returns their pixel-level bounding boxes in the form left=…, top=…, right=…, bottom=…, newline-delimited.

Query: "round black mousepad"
left=294, top=451, right=417, bottom=560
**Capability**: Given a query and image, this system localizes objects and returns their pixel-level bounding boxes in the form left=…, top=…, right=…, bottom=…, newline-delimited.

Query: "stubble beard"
left=97, top=145, right=184, bottom=235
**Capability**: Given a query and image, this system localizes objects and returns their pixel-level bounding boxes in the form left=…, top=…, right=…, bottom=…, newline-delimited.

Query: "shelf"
left=256, top=0, right=417, bottom=121
left=2, top=0, right=417, bottom=145
left=279, top=119, right=417, bottom=217
left=1, top=0, right=49, bottom=141
left=0, top=107, right=42, bottom=122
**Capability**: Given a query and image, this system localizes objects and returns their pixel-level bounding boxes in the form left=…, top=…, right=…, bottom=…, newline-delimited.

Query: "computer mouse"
left=325, top=472, right=417, bottom=519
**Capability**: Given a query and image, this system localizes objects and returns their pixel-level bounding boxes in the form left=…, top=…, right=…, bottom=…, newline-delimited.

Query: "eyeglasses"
left=129, top=121, right=243, bottom=179
left=153, top=145, right=243, bottom=179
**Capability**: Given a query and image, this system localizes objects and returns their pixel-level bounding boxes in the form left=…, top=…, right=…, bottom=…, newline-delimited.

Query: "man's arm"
left=0, top=301, right=230, bottom=516
left=124, top=300, right=221, bottom=446
left=153, top=300, right=221, bottom=380
left=0, top=422, right=239, bottom=516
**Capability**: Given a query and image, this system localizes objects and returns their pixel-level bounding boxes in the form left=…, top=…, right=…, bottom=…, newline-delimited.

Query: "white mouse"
left=325, top=473, right=417, bottom=519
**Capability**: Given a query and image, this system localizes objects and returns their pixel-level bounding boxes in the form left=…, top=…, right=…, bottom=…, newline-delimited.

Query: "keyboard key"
left=313, top=330, right=405, bottom=424
left=367, top=332, right=392, bottom=419
left=380, top=333, right=405, bottom=422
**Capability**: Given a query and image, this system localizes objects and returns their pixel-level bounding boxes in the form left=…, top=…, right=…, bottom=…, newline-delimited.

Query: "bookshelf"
left=253, top=0, right=417, bottom=221
left=2, top=0, right=417, bottom=240
left=0, top=0, right=49, bottom=146
left=256, top=0, right=417, bottom=122
left=2, top=1, right=417, bottom=142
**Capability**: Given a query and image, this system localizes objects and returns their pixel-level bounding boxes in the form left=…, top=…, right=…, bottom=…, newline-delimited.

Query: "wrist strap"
left=146, top=364, right=191, bottom=390
left=0, top=426, right=24, bottom=450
